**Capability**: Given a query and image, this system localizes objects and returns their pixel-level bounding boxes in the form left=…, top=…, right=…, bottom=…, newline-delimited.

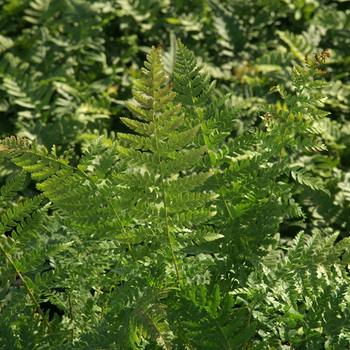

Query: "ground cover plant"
left=1, top=0, right=350, bottom=149
left=1, top=1, right=350, bottom=240
left=1, top=40, right=350, bottom=349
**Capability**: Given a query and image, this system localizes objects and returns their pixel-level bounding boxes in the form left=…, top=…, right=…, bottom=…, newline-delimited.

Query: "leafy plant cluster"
left=1, top=0, right=349, bottom=148
left=1, top=40, right=350, bottom=349
left=2, top=0, right=350, bottom=243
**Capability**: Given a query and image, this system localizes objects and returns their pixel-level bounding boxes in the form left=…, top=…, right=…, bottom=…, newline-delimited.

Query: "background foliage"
left=1, top=0, right=350, bottom=349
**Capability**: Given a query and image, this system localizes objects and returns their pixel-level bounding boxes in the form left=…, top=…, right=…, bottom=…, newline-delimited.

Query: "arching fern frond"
left=0, top=136, right=136, bottom=257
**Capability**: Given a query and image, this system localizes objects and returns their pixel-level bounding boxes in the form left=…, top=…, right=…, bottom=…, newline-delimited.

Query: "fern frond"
left=0, top=194, right=45, bottom=236
left=296, top=137, right=327, bottom=153
left=255, top=50, right=293, bottom=73
left=0, top=137, right=135, bottom=264
left=276, top=30, right=314, bottom=62
left=108, top=279, right=176, bottom=350
left=291, top=167, right=329, bottom=195
left=118, top=45, right=220, bottom=280
left=23, top=0, right=52, bottom=25
left=171, top=283, right=253, bottom=349
left=173, top=39, right=215, bottom=109
left=0, top=171, right=27, bottom=208
left=231, top=229, right=350, bottom=347
left=0, top=136, right=69, bottom=181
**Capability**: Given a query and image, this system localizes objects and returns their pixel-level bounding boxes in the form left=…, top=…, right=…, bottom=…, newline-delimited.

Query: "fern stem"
left=67, top=290, right=74, bottom=342
left=247, top=299, right=258, bottom=327
left=0, top=243, right=54, bottom=335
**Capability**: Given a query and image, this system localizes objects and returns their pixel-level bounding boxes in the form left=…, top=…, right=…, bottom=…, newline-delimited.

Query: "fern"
left=233, top=231, right=350, bottom=348
left=1, top=41, right=350, bottom=349
left=255, top=50, right=294, bottom=74
left=23, top=0, right=53, bottom=25
left=119, top=45, right=219, bottom=280
left=276, top=30, right=315, bottom=63
left=0, top=170, right=27, bottom=208
left=0, top=171, right=67, bottom=339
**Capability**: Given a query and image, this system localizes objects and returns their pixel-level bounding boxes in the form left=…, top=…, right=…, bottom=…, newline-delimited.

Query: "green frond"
left=155, top=112, right=185, bottom=138
left=306, top=80, right=331, bottom=89
left=0, top=136, right=70, bottom=182
left=23, top=0, right=52, bottom=25
left=276, top=30, right=314, bottom=62
left=109, top=279, right=175, bottom=349
left=162, top=146, right=207, bottom=176
left=125, top=101, right=154, bottom=121
left=0, top=171, right=27, bottom=208
left=0, top=194, right=45, bottom=236
left=291, top=168, right=329, bottom=195
left=255, top=50, right=293, bottom=73
left=112, top=170, right=161, bottom=189
left=164, top=171, right=213, bottom=193
left=119, top=117, right=154, bottom=135
left=165, top=192, right=217, bottom=213
left=118, top=45, right=215, bottom=231
left=231, top=228, right=350, bottom=347
left=115, top=145, right=159, bottom=166
left=132, top=88, right=154, bottom=108
left=11, top=204, right=50, bottom=240
left=171, top=206, right=217, bottom=226
left=1, top=34, right=349, bottom=349
left=78, top=137, right=106, bottom=168
left=173, top=39, right=216, bottom=108
left=287, top=136, right=327, bottom=153
left=118, top=132, right=158, bottom=152
left=283, top=195, right=305, bottom=219
left=173, top=284, right=250, bottom=349
left=162, top=125, right=201, bottom=152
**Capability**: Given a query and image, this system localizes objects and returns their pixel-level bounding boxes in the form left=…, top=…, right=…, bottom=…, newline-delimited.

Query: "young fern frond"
left=173, top=39, right=240, bottom=150
left=173, top=42, right=285, bottom=279
left=173, top=40, right=243, bottom=226
left=118, top=45, right=217, bottom=282
left=173, top=40, right=215, bottom=109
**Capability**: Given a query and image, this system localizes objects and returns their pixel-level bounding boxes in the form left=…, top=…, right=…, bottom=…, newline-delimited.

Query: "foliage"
left=1, top=0, right=350, bottom=348
left=1, top=0, right=349, bottom=143
left=1, top=41, right=350, bottom=349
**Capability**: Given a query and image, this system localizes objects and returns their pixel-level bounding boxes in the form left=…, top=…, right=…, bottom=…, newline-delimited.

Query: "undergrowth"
left=1, top=41, right=350, bottom=349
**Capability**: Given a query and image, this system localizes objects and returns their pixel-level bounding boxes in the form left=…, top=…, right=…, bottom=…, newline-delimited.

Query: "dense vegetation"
left=1, top=0, right=350, bottom=349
